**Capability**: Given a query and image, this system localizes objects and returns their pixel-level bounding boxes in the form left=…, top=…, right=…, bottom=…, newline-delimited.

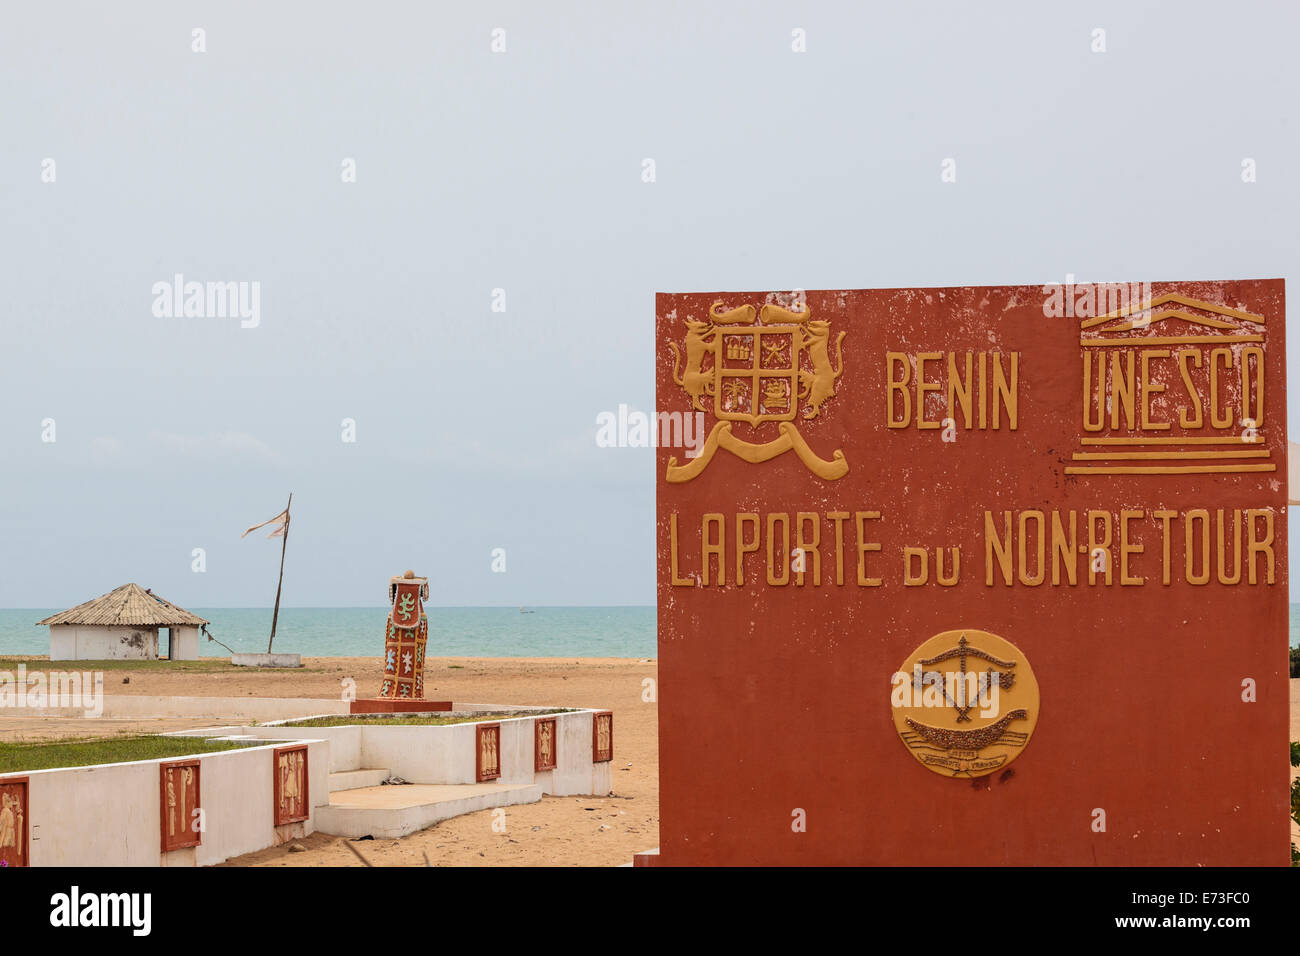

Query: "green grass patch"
left=281, top=709, right=571, bottom=728
left=0, top=735, right=256, bottom=773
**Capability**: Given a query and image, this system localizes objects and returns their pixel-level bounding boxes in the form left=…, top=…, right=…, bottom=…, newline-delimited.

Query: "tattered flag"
left=242, top=509, right=288, bottom=539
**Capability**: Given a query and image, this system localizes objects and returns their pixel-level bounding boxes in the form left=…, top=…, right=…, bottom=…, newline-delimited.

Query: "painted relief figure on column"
left=379, top=570, right=430, bottom=699
left=0, top=779, right=28, bottom=868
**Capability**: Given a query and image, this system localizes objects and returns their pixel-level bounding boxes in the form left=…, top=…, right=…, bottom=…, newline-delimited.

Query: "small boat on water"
left=519, top=606, right=535, bottom=614
left=905, top=708, right=1029, bottom=751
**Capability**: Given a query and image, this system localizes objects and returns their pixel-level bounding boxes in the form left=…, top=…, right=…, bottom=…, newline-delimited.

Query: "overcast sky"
left=1, top=1, right=1296, bottom=607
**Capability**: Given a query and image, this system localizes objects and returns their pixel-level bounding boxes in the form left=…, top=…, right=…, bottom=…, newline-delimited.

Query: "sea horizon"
left=0, top=606, right=657, bottom=659
left=3, top=603, right=1297, bottom=659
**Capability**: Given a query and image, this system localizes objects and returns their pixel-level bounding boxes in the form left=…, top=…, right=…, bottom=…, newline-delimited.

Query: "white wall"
left=49, top=625, right=159, bottom=661
left=245, top=710, right=613, bottom=796
left=235, top=724, right=361, bottom=773
left=7, top=709, right=613, bottom=865
left=16, top=738, right=328, bottom=867
left=554, top=711, right=614, bottom=797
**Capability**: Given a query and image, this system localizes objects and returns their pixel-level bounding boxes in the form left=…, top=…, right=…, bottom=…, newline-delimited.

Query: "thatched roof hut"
left=37, top=583, right=207, bottom=660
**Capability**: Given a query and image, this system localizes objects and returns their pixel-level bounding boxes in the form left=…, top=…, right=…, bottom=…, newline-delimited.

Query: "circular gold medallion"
left=891, top=629, right=1039, bottom=778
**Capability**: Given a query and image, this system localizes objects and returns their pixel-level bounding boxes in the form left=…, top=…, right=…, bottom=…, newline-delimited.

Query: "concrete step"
left=314, top=783, right=543, bottom=839
left=328, top=769, right=392, bottom=791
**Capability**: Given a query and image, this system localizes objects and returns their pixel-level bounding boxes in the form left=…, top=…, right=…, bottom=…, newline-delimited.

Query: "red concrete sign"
left=654, top=280, right=1288, bottom=865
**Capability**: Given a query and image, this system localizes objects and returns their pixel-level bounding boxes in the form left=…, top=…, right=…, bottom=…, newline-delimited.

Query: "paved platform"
left=314, top=782, right=543, bottom=838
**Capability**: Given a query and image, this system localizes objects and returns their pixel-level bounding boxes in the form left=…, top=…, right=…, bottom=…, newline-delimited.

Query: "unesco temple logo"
left=664, top=301, right=849, bottom=482
left=1070, top=293, right=1271, bottom=477
left=891, top=629, right=1041, bottom=778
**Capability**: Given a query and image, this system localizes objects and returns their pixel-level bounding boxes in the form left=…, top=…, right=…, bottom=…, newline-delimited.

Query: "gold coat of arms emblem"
left=665, top=300, right=849, bottom=481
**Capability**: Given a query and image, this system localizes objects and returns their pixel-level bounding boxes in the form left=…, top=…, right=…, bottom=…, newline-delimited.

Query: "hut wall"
left=49, top=625, right=159, bottom=661
left=169, top=626, right=201, bottom=661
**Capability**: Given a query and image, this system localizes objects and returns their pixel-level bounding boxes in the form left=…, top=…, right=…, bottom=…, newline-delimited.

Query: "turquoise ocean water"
left=0, top=606, right=656, bottom=659
left=1, top=603, right=1296, bottom=659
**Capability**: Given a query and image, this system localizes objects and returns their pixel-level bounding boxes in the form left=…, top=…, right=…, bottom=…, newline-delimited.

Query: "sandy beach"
left=1, top=656, right=659, bottom=867
left=3, top=658, right=1297, bottom=865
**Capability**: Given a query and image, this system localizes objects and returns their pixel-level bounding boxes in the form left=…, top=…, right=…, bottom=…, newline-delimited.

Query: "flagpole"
left=268, top=492, right=292, bottom=654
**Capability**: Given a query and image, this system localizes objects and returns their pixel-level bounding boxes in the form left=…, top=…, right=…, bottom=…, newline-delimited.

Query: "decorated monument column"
left=379, top=570, right=429, bottom=699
